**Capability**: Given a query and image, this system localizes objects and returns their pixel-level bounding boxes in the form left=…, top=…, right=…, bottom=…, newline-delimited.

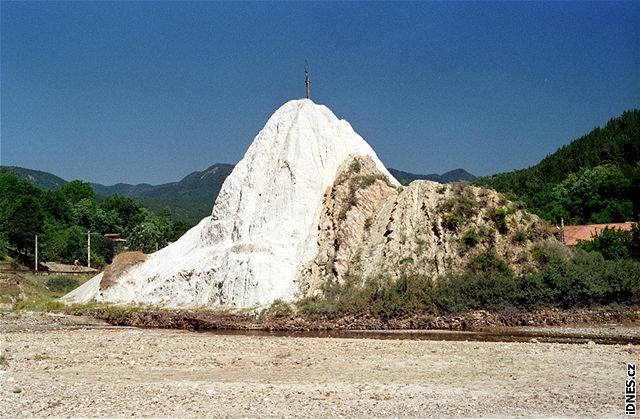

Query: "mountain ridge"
left=388, top=168, right=476, bottom=185
left=2, top=163, right=473, bottom=222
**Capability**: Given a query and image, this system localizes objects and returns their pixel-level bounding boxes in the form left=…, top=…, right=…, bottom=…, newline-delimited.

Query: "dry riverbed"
left=0, top=312, right=637, bottom=417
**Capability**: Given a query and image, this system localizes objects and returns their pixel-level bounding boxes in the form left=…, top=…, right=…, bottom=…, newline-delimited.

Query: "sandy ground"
left=0, top=312, right=637, bottom=417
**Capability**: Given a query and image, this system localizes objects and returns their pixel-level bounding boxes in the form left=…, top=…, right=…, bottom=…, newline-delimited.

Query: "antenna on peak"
left=304, top=61, right=311, bottom=99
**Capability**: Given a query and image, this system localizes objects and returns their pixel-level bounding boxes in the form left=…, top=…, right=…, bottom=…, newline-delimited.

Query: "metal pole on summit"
left=305, top=62, right=311, bottom=99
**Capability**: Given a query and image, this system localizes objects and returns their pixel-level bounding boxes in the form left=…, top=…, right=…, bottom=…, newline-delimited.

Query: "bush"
left=265, top=299, right=294, bottom=318
left=511, top=229, right=528, bottom=244
left=348, top=159, right=362, bottom=174
left=577, top=224, right=640, bottom=261
left=462, top=228, right=479, bottom=247
left=444, top=213, right=464, bottom=231
left=296, top=295, right=339, bottom=318
left=296, top=274, right=436, bottom=320
left=431, top=271, right=520, bottom=313
left=468, top=249, right=512, bottom=275
left=297, top=244, right=640, bottom=319
left=0, top=237, right=7, bottom=260
left=15, top=298, right=66, bottom=312
left=491, top=209, right=510, bottom=234
left=338, top=194, right=358, bottom=221
left=46, top=276, right=80, bottom=294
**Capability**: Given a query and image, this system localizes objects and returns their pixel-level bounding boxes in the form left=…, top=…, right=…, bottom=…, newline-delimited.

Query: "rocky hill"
left=65, top=99, right=399, bottom=308
left=64, top=99, right=559, bottom=309
left=300, top=156, right=556, bottom=296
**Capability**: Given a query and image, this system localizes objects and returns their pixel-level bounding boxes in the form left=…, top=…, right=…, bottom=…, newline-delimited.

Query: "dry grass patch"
left=100, top=251, right=147, bottom=290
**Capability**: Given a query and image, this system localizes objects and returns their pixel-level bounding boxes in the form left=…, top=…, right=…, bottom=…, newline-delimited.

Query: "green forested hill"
left=90, top=163, right=235, bottom=222
left=0, top=166, right=68, bottom=190
left=477, top=110, right=640, bottom=224
left=0, top=164, right=234, bottom=223
left=0, top=172, right=195, bottom=267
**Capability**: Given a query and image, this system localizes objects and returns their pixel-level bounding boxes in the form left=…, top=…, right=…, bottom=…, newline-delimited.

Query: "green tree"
left=577, top=227, right=629, bottom=260
left=127, top=221, right=163, bottom=253
left=101, top=195, right=145, bottom=232
left=73, top=197, right=97, bottom=228
left=91, top=208, right=121, bottom=233
left=2, top=195, right=44, bottom=254
left=40, top=189, right=74, bottom=226
left=59, top=180, right=96, bottom=204
left=551, top=165, right=633, bottom=224
left=169, top=220, right=194, bottom=242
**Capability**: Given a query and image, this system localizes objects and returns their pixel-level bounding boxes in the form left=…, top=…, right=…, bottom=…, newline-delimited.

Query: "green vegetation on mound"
left=295, top=243, right=640, bottom=320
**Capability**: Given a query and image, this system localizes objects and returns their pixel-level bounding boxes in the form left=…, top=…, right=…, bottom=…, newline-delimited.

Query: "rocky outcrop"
left=300, top=156, right=558, bottom=296
left=298, top=156, right=399, bottom=295
left=64, top=99, right=398, bottom=308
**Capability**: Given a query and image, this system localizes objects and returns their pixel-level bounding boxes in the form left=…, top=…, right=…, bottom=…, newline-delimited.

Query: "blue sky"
left=1, top=1, right=638, bottom=185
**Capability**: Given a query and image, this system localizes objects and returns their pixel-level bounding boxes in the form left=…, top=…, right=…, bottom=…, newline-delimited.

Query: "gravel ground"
left=0, top=312, right=637, bottom=417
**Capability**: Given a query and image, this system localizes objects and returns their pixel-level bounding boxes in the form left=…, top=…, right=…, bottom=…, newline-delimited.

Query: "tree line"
left=0, top=173, right=193, bottom=268
left=476, top=109, right=640, bottom=225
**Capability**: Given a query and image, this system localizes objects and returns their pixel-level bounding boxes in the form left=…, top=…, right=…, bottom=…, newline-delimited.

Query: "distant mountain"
left=91, top=163, right=234, bottom=222
left=2, top=163, right=475, bottom=223
left=440, top=168, right=477, bottom=183
left=0, top=166, right=67, bottom=190
left=91, top=163, right=234, bottom=200
left=0, top=163, right=234, bottom=223
left=90, top=182, right=156, bottom=197
left=388, top=168, right=476, bottom=185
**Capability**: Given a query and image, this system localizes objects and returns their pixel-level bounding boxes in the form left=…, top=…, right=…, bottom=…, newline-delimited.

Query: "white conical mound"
left=64, top=99, right=398, bottom=308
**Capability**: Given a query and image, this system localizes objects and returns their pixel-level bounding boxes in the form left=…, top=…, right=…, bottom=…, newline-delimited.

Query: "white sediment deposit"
left=64, top=99, right=398, bottom=308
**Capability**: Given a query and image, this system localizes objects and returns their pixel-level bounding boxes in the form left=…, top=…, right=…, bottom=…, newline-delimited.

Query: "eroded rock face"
left=300, top=157, right=558, bottom=296
left=298, top=156, right=399, bottom=295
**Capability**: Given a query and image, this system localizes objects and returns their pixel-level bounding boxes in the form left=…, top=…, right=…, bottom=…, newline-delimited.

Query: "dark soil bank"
left=86, top=306, right=640, bottom=334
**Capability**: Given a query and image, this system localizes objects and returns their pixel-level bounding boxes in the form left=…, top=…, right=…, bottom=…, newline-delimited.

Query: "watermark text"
left=627, top=363, right=636, bottom=415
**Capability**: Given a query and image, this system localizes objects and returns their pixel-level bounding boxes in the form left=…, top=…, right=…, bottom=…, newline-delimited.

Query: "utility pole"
left=87, top=230, right=91, bottom=269
left=35, top=235, right=38, bottom=272
left=305, top=61, right=311, bottom=99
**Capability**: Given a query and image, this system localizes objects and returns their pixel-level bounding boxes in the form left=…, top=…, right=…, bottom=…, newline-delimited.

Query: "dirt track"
left=0, top=312, right=637, bottom=417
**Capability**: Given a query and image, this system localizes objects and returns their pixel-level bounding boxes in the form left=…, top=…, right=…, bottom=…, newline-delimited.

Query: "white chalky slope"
left=63, top=99, right=398, bottom=308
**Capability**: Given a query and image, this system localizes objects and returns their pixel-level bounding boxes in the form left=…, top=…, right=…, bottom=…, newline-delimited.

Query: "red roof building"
left=562, top=222, right=634, bottom=246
